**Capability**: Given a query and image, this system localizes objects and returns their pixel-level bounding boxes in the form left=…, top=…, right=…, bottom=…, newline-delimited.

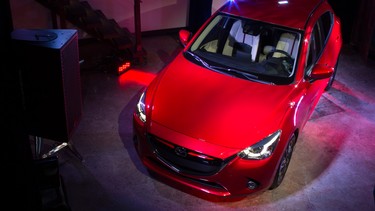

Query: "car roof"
left=219, top=0, right=324, bottom=30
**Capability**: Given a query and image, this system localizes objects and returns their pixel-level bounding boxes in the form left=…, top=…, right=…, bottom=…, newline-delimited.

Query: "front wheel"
left=269, top=133, right=297, bottom=190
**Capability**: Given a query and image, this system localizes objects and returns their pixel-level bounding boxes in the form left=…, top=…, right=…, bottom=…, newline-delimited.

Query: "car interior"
left=190, top=15, right=301, bottom=80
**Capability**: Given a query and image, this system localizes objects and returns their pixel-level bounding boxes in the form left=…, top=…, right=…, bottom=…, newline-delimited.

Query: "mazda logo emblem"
left=175, top=146, right=187, bottom=157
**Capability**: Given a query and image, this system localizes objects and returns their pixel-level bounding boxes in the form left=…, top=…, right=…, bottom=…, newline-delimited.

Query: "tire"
left=325, top=59, right=339, bottom=91
left=269, top=133, right=297, bottom=190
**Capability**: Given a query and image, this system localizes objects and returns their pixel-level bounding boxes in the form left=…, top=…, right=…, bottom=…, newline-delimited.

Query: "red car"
left=133, top=0, right=342, bottom=198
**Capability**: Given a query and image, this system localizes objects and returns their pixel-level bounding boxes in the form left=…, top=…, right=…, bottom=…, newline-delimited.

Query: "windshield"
left=186, top=13, right=302, bottom=85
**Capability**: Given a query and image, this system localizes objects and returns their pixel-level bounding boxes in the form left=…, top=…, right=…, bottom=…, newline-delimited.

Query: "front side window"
left=305, top=12, right=333, bottom=75
left=185, top=13, right=302, bottom=85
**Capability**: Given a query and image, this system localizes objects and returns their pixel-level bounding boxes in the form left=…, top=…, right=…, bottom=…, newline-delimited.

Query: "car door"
left=295, top=11, right=335, bottom=129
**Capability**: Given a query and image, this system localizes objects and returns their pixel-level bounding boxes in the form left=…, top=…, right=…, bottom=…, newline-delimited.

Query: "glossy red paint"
left=133, top=0, right=342, bottom=199
left=178, top=29, right=191, bottom=47
left=220, top=0, right=322, bottom=30
left=151, top=53, right=292, bottom=149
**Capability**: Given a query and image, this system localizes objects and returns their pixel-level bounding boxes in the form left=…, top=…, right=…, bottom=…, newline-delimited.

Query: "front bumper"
left=133, top=115, right=281, bottom=197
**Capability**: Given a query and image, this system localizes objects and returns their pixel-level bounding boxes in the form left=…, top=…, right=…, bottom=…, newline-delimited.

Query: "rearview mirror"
left=179, top=29, right=191, bottom=47
left=309, top=64, right=334, bottom=80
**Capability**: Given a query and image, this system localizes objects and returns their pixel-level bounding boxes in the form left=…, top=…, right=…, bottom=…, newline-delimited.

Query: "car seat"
left=223, top=20, right=260, bottom=61
left=273, top=32, right=298, bottom=59
left=259, top=32, right=298, bottom=62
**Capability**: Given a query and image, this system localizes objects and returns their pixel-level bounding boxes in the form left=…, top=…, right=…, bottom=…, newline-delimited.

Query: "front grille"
left=148, top=134, right=234, bottom=176
left=148, top=157, right=227, bottom=191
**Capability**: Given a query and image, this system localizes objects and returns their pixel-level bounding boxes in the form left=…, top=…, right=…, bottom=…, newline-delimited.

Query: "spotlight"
left=278, top=1, right=289, bottom=4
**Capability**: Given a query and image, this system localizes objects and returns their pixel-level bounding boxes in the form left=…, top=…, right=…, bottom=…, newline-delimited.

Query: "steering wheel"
left=265, top=49, right=294, bottom=75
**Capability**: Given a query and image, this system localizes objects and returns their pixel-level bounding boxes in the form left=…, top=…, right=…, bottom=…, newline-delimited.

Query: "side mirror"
left=179, top=29, right=191, bottom=47
left=309, top=63, right=334, bottom=80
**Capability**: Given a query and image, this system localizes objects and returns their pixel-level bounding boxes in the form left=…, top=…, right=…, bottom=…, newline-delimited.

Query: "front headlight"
left=238, top=130, right=281, bottom=160
left=136, top=91, right=146, bottom=122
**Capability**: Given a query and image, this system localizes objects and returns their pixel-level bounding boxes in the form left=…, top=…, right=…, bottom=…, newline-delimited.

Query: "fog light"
left=247, top=180, right=258, bottom=190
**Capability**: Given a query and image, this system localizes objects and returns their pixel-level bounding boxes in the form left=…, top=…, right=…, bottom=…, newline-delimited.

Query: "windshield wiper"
left=209, top=65, right=258, bottom=79
left=186, top=51, right=211, bottom=69
left=186, top=51, right=273, bottom=85
left=211, top=65, right=275, bottom=85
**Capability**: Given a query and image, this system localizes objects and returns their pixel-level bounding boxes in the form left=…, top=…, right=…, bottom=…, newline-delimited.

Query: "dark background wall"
left=328, top=0, right=359, bottom=44
left=188, top=0, right=213, bottom=33
left=328, top=0, right=375, bottom=61
left=1, top=0, right=42, bottom=209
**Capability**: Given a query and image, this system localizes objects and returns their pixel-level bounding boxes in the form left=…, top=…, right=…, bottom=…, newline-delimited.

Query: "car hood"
left=149, top=53, right=295, bottom=149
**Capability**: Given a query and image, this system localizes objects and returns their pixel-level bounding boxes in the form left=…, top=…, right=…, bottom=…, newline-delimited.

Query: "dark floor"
left=35, top=33, right=375, bottom=211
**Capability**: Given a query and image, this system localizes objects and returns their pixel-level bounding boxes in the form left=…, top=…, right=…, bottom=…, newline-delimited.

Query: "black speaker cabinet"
left=11, top=29, right=82, bottom=142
